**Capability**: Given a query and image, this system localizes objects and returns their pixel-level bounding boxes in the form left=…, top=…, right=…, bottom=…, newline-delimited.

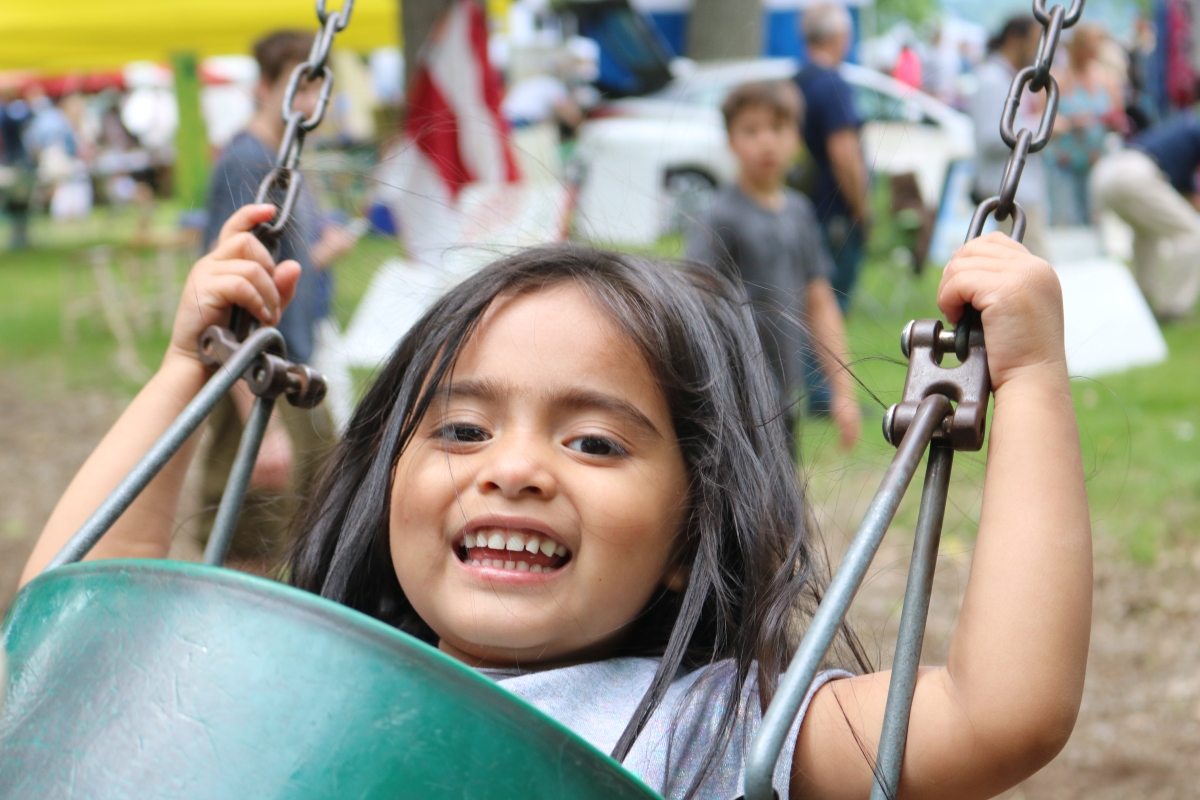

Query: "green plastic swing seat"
left=0, top=560, right=662, bottom=799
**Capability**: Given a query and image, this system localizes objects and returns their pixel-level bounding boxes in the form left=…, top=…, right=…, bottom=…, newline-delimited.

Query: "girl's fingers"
left=947, top=233, right=1027, bottom=263
left=211, top=230, right=276, bottom=272
left=937, top=268, right=1005, bottom=321
left=207, top=275, right=278, bottom=325
left=217, top=204, right=278, bottom=247
left=939, top=234, right=1036, bottom=314
left=204, top=260, right=282, bottom=323
left=273, top=259, right=301, bottom=312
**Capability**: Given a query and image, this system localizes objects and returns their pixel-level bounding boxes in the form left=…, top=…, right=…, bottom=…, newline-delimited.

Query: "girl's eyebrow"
left=447, top=379, right=663, bottom=439
left=554, top=387, right=663, bottom=439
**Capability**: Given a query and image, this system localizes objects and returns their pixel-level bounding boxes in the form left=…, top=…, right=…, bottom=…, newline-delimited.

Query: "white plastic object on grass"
left=1054, top=258, right=1168, bottom=379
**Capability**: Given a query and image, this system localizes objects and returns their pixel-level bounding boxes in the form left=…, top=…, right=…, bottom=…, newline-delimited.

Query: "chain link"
left=969, top=0, right=1084, bottom=237
left=252, top=0, right=353, bottom=253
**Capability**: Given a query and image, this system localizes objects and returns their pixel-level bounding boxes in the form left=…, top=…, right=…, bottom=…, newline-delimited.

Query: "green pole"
left=172, top=52, right=209, bottom=210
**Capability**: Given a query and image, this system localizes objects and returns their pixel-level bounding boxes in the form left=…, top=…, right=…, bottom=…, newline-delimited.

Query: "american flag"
left=403, top=0, right=519, bottom=198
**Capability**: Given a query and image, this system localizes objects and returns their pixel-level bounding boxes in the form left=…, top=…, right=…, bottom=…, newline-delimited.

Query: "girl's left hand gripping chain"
left=938, top=231, right=1068, bottom=393
left=20, top=205, right=302, bottom=580
left=795, top=232, right=1090, bottom=800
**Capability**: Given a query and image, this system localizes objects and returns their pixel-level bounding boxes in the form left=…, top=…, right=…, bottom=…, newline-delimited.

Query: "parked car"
left=573, top=58, right=975, bottom=246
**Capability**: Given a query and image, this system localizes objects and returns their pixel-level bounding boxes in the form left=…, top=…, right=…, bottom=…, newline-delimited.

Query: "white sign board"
left=1053, top=258, right=1168, bottom=379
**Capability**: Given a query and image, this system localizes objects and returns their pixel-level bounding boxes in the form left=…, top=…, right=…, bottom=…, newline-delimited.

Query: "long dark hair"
left=287, top=244, right=867, bottom=795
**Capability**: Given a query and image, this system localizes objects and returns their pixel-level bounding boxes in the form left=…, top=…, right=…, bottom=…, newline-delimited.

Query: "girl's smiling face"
left=389, top=283, right=690, bottom=667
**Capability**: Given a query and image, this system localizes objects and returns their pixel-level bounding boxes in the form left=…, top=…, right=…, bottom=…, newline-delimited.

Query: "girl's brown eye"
left=567, top=436, right=627, bottom=457
left=436, top=424, right=489, bottom=444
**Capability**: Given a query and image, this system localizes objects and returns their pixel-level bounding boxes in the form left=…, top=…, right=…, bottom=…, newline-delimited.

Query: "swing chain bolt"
left=884, top=317, right=991, bottom=451
left=198, top=325, right=327, bottom=408
left=900, top=320, right=915, bottom=359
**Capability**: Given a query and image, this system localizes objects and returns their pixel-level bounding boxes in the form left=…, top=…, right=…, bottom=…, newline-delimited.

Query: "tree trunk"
left=402, top=0, right=456, bottom=80
left=688, top=0, right=762, bottom=61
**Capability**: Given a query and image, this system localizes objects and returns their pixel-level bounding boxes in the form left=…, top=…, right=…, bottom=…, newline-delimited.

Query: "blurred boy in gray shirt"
left=687, top=81, right=860, bottom=451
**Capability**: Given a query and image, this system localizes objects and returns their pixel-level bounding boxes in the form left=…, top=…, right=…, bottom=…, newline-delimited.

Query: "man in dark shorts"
left=199, top=30, right=357, bottom=572
left=687, top=81, right=860, bottom=453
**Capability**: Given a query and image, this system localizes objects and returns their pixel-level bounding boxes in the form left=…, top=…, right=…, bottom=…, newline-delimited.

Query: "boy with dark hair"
left=198, top=30, right=357, bottom=572
left=687, top=81, right=860, bottom=450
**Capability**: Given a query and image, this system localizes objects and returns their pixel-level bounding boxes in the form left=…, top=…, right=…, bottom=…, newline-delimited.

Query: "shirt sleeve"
left=774, top=669, right=854, bottom=800
left=820, top=73, right=862, bottom=136
left=796, top=197, right=834, bottom=283
left=685, top=207, right=739, bottom=278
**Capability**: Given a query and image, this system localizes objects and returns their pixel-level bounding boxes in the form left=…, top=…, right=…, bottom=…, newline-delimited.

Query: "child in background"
left=687, top=81, right=860, bottom=450
left=24, top=201, right=1091, bottom=799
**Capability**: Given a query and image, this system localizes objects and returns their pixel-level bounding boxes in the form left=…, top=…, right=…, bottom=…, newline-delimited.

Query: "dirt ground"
left=2, top=375, right=1199, bottom=797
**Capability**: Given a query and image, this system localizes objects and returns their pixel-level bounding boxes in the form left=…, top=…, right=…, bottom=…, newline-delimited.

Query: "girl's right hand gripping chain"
left=165, top=204, right=301, bottom=374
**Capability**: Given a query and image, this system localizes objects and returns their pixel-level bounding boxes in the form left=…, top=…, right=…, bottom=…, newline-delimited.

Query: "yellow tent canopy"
left=0, top=0, right=400, bottom=73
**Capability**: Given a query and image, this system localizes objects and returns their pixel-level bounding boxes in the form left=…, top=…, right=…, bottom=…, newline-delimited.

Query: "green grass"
left=1, top=209, right=1197, bottom=562
left=329, top=236, right=403, bottom=329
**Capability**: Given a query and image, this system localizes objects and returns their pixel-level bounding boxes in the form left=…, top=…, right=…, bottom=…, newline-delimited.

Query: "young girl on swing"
left=23, top=204, right=1092, bottom=799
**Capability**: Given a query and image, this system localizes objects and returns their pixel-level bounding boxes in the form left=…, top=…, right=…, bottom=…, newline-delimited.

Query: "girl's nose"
left=474, top=433, right=558, bottom=501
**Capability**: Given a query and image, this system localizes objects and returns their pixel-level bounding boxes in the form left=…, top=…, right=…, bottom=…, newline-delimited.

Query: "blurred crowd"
left=7, top=0, right=1200, bottom=574
left=0, top=80, right=172, bottom=248
left=0, top=49, right=395, bottom=252
left=4, top=3, right=1200, bottom=337
left=869, top=8, right=1200, bottom=321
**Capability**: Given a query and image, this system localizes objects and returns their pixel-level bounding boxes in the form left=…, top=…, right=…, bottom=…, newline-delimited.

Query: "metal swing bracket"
left=743, top=349, right=975, bottom=800
left=884, top=311, right=991, bottom=452
left=198, top=324, right=326, bottom=408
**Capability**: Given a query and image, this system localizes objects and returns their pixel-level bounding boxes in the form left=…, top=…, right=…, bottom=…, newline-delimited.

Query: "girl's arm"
left=792, top=233, right=1092, bottom=799
left=805, top=277, right=861, bottom=448
left=19, top=205, right=300, bottom=585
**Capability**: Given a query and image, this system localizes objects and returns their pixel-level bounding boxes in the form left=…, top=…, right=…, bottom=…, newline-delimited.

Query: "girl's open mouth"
left=455, top=529, right=572, bottom=574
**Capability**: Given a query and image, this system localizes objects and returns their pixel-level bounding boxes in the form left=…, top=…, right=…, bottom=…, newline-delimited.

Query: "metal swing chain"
left=194, top=0, right=355, bottom=565
left=969, top=0, right=1085, bottom=242
left=742, top=3, right=1084, bottom=799
left=884, top=0, right=1082, bottom=451
left=197, top=0, right=357, bottom=404
left=43, top=1, right=356, bottom=572
left=252, top=0, right=355, bottom=252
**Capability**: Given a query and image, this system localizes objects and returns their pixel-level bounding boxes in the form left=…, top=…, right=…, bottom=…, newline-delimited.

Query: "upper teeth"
left=463, top=530, right=567, bottom=557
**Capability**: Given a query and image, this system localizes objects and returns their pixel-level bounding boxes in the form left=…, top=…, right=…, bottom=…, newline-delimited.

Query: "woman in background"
left=1048, top=23, right=1127, bottom=226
